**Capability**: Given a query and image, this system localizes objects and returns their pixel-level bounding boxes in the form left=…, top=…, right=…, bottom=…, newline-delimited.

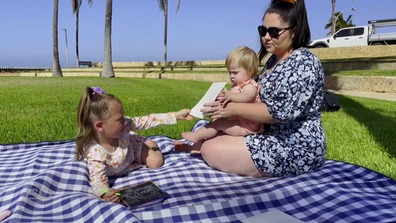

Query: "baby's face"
left=228, top=62, right=249, bottom=85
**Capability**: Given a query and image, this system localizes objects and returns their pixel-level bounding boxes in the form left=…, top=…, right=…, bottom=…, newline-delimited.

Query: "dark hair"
left=258, top=0, right=311, bottom=63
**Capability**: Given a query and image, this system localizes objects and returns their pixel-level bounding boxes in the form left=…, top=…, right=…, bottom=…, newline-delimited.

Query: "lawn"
left=20, top=68, right=396, bottom=76
left=0, top=77, right=395, bottom=180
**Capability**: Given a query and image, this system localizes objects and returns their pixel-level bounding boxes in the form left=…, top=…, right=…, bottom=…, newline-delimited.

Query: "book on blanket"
left=190, top=82, right=227, bottom=119
left=117, top=181, right=170, bottom=209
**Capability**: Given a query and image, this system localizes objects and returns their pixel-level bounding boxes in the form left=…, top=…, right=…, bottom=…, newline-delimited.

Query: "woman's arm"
left=202, top=101, right=277, bottom=124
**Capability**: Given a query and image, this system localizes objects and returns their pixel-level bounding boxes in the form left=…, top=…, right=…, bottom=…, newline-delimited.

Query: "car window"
left=335, top=29, right=352, bottom=37
left=353, top=28, right=364, bottom=36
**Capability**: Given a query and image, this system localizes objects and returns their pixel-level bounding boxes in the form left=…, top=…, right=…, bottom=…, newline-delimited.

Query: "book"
left=117, top=181, right=170, bottom=209
left=190, top=82, right=227, bottom=119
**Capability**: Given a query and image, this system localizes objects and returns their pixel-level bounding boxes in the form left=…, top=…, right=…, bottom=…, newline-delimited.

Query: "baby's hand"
left=101, top=188, right=120, bottom=204
left=174, top=109, right=194, bottom=120
left=217, top=90, right=233, bottom=104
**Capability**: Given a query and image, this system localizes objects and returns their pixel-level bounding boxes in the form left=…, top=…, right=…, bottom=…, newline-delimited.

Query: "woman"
left=198, top=0, right=326, bottom=178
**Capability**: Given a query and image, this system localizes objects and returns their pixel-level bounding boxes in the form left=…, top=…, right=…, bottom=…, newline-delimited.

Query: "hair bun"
left=281, top=0, right=297, bottom=3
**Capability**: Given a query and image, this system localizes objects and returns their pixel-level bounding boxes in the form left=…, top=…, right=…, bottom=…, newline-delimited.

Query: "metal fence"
left=0, top=67, right=50, bottom=72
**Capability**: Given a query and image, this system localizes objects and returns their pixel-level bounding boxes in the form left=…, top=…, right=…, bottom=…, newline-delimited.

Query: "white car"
left=309, top=19, right=396, bottom=48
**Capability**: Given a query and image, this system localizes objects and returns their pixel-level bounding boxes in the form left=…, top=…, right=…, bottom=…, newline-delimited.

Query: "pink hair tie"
left=91, top=87, right=106, bottom=95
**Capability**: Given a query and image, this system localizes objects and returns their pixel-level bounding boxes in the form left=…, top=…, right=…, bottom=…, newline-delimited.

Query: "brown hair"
left=225, top=46, right=259, bottom=79
left=75, top=87, right=122, bottom=161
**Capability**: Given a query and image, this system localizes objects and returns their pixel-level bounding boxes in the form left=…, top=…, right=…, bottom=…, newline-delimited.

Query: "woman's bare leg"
left=200, top=134, right=272, bottom=178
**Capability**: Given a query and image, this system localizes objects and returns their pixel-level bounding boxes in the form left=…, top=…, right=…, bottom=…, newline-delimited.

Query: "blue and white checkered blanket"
left=1, top=120, right=395, bottom=223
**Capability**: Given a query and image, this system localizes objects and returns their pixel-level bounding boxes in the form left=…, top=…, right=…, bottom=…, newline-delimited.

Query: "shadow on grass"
left=321, top=56, right=396, bottom=63
left=338, top=95, right=396, bottom=159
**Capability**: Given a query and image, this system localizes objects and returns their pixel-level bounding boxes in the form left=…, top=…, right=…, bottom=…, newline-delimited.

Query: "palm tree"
left=102, top=0, right=115, bottom=77
left=331, top=0, right=336, bottom=36
left=325, top=12, right=355, bottom=36
left=72, top=0, right=93, bottom=68
left=157, top=0, right=180, bottom=66
left=330, top=0, right=354, bottom=36
left=53, top=0, right=63, bottom=76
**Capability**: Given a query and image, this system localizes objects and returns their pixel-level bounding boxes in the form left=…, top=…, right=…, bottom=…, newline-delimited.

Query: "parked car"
left=309, top=18, right=396, bottom=48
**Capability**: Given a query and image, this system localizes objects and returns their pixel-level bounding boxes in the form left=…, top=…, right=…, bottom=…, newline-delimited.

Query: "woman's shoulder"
left=292, top=47, right=320, bottom=62
left=289, top=48, right=324, bottom=71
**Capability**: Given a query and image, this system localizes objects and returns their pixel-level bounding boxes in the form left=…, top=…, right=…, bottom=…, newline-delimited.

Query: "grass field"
left=0, top=76, right=395, bottom=180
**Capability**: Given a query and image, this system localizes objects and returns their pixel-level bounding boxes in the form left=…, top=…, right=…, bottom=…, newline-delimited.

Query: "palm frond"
left=88, top=0, right=93, bottom=7
left=157, top=0, right=165, bottom=12
left=71, top=0, right=82, bottom=13
left=176, top=0, right=180, bottom=13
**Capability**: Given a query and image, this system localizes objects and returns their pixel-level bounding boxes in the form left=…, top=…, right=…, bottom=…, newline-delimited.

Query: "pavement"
left=325, top=89, right=396, bottom=102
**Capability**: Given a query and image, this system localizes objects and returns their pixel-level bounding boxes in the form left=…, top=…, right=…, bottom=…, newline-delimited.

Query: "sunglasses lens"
left=258, top=26, right=267, bottom=37
left=268, top=28, right=280, bottom=38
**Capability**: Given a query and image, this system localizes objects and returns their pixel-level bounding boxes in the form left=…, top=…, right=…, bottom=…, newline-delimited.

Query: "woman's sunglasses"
left=257, top=26, right=294, bottom=39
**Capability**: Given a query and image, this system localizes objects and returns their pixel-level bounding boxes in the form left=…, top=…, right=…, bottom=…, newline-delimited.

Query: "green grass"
left=32, top=70, right=229, bottom=74
left=326, top=70, right=396, bottom=76
left=25, top=69, right=396, bottom=76
left=0, top=77, right=395, bottom=180
left=321, top=56, right=396, bottom=63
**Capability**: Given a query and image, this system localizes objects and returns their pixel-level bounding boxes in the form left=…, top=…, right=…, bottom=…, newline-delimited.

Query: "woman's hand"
left=174, top=109, right=194, bottom=120
left=101, top=188, right=120, bottom=204
left=201, top=101, right=236, bottom=120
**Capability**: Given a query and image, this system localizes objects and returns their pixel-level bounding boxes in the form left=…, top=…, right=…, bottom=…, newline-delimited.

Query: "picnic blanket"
left=0, top=120, right=395, bottom=223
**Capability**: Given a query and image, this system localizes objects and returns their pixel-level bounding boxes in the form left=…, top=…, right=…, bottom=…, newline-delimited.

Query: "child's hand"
left=174, top=109, right=194, bottom=120
left=101, top=188, right=120, bottom=204
left=217, top=90, right=233, bottom=105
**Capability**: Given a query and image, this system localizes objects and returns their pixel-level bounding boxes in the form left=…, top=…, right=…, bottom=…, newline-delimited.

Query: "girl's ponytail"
left=75, top=87, right=94, bottom=161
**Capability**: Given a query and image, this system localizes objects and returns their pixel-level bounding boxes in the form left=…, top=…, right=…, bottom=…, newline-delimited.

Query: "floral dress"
left=86, top=113, right=177, bottom=197
left=244, top=48, right=327, bottom=177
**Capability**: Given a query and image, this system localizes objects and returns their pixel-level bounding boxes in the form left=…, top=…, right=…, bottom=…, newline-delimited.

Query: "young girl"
left=75, top=87, right=192, bottom=203
left=180, top=46, right=263, bottom=151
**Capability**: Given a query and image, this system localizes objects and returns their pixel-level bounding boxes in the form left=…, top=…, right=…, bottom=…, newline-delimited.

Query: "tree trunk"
left=53, top=0, right=63, bottom=77
left=76, top=11, right=80, bottom=67
left=102, top=0, right=115, bottom=78
left=331, top=0, right=336, bottom=36
left=164, top=0, right=168, bottom=66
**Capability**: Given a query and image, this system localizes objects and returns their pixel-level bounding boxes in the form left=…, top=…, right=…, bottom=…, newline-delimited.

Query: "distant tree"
left=325, top=12, right=355, bottom=36
left=330, top=0, right=354, bottom=36
left=157, top=0, right=180, bottom=66
left=53, top=0, right=63, bottom=76
left=72, top=0, right=93, bottom=67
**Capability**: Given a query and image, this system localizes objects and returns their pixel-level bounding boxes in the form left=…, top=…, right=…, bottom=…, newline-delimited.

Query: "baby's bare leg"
left=174, top=140, right=203, bottom=154
left=182, top=119, right=244, bottom=143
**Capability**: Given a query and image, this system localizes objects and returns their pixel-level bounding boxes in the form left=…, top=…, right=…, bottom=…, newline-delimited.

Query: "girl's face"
left=229, top=62, right=249, bottom=86
left=261, top=13, right=294, bottom=56
left=102, top=102, right=125, bottom=139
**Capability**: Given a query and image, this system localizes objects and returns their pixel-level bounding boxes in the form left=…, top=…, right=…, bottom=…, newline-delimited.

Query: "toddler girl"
left=180, top=46, right=263, bottom=152
left=75, top=87, right=192, bottom=203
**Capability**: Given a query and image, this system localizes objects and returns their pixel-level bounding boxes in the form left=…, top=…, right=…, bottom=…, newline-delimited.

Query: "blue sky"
left=1, top=0, right=395, bottom=67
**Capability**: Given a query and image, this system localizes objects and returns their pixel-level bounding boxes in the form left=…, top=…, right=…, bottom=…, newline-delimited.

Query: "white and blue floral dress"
left=245, top=48, right=327, bottom=177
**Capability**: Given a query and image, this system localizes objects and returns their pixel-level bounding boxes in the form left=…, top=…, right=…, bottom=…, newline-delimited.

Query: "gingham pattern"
left=1, top=120, right=395, bottom=223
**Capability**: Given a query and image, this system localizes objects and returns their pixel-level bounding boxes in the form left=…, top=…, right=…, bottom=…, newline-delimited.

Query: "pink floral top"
left=86, top=113, right=177, bottom=197
left=231, top=79, right=263, bottom=134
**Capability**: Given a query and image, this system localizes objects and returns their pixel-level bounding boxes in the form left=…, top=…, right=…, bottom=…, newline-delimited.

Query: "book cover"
left=117, top=181, right=170, bottom=209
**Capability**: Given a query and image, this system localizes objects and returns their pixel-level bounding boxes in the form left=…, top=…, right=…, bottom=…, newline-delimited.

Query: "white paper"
left=190, top=82, right=227, bottom=119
